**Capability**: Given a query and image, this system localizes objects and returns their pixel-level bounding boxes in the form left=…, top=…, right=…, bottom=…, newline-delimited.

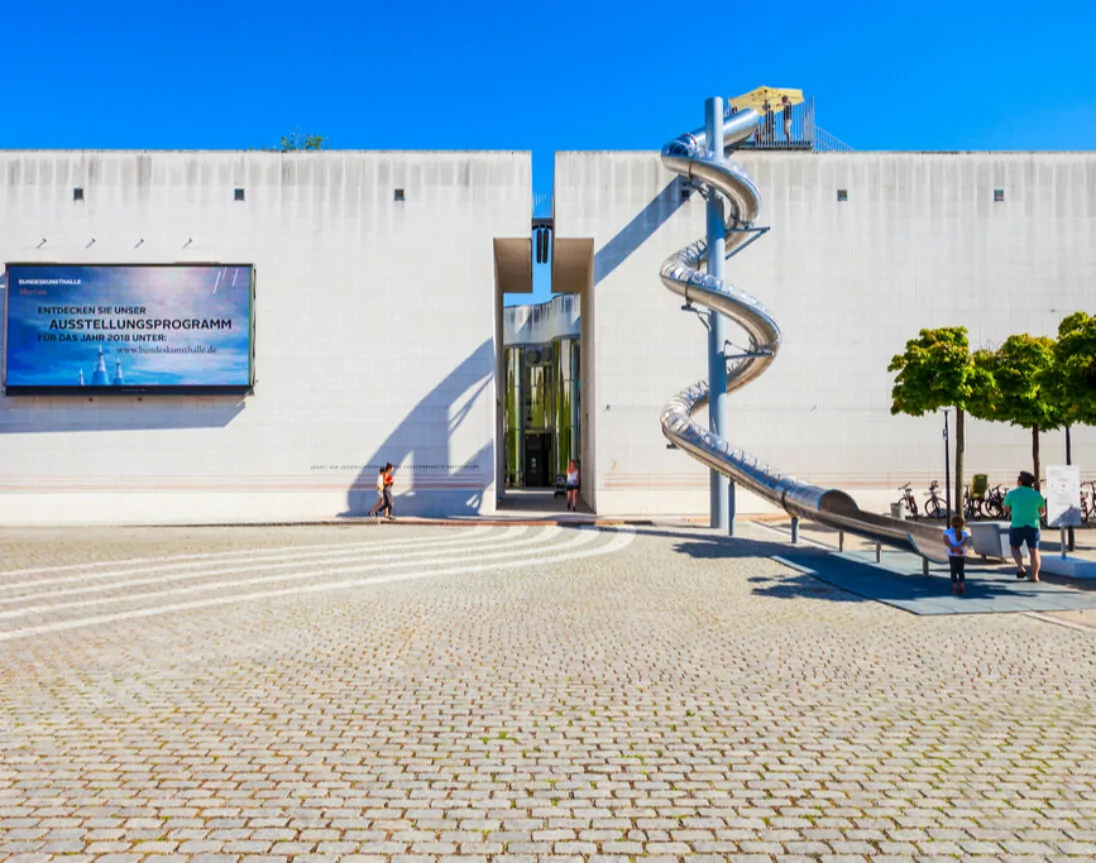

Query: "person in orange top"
left=382, top=463, right=396, bottom=521
left=368, top=465, right=388, bottom=521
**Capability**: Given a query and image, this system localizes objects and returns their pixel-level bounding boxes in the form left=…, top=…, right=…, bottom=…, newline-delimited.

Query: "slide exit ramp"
left=659, top=108, right=945, bottom=563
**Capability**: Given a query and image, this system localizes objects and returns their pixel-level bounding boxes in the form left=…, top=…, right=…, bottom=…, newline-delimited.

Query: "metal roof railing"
left=733, top=98, right=853, bottom=152
left=812, top=126, right=853, bottom=153
left=735, top=98, right=815, bottom=150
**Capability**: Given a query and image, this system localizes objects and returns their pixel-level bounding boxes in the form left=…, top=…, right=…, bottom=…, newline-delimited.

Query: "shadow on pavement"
left=600, top=523, right=870, bottom=603
left=604, top=523, right=1096, bottom=614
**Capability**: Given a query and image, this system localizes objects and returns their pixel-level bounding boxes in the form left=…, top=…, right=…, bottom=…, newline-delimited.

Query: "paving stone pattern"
left=2, top=522, right=1096, bottom=862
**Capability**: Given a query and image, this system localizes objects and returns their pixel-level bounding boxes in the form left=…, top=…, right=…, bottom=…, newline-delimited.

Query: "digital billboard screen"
left=3, top=264, right=254, bottom=395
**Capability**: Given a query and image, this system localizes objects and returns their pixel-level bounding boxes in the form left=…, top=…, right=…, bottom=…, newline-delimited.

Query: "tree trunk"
left=1032, top=424, right=1041, bottom=490
left=955, top=408, right=965, bottom=519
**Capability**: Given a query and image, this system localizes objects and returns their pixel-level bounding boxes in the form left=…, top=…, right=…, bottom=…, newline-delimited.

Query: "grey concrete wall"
left=580, top=259, right=597, bottom=512
left=0, top=150, right=530, bottom=524
left=555, top=150, right=1096, bottom=516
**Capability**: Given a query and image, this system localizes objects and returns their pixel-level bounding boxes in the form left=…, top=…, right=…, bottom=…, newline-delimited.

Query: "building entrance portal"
left=500, top=295, right=581, bottom=491
left=524, top=432, right=553, bottom=488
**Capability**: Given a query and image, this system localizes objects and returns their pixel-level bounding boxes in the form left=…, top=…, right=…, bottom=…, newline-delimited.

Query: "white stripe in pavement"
left=0, top=526, right=526, bottom=600
left=1, top=525, right=548, bottom=617
left=0, top=525, right=496, bottom=593
left=3, top=524, right=567, bottom=621
left=0, top=525, right=584, bottom=626
left=1026, top=612, right=1096, bottom=634
left=0, top=524, right=493, bottom=581
left=0, top=527, right=635, bottom=642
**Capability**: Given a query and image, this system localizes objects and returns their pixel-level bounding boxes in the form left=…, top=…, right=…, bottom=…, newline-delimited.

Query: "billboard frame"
left=2, top=262, right=256, bottom=397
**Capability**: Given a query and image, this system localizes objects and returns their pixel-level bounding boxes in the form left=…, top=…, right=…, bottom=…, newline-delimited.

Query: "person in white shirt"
left=943, top=515, right=971, bottom=595
left=564, top=460, right=580, bottom=512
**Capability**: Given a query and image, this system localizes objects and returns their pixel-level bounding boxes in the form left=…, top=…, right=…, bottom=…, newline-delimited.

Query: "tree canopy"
left=975, top=335, right=1063, bottom=432
left=970, top=334, right=1062, bottom=488
left=889, top=327, right=989, bottom=517
left=1044, top=311, right=1096, bottom=427
left=278, top=130, right=329, bottom=152
left=887, top=316, right=1094, bottom=508
left=967, top=347, right=1000, bottom=423
left=888, top=327, right=986, bottom=416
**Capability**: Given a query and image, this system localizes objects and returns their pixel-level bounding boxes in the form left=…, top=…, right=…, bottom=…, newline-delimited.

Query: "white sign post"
left=1046, top=465, right=1082, bottom=559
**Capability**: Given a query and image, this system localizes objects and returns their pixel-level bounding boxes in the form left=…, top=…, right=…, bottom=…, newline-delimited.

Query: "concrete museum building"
left=2, top=94, right=1094, bottom=525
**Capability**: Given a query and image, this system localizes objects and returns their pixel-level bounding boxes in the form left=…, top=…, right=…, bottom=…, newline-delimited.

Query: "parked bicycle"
left=963, top=485, right=986, bottom=521
left=1081, top=480, right=1096, bottom=524
left=923, top=479, right=947, bottom=519
left=983, top=484, right=1007, bottom=520
left=895, top=482, right=919, bottom=519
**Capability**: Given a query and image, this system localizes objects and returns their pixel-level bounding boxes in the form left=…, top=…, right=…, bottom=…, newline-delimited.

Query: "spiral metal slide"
left=659, top=108, right=947, bottom=563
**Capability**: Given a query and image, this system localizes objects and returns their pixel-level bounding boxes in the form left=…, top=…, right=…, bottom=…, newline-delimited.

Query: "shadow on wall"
left=343, top=339, right=495, bottom=518
left=593, top=176, right=687, bottom=287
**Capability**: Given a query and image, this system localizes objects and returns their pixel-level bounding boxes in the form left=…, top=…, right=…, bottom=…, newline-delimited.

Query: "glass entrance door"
left=523, top=432, right=553, bottom=488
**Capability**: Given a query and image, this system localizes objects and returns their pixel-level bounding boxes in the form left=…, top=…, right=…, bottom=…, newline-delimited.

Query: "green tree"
left=1044, top=312, right=1096, bottom=428
left=971, top=335, right=1061, bottom=489
left=888, top=327, right=990, bottom=516
left=278, top=129, right=329, bottom=151
left=967, top=347, right=1000, bottom=422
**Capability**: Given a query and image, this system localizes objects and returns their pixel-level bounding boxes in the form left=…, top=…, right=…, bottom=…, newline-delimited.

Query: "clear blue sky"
left=6, top=0, right=1095, bottom=301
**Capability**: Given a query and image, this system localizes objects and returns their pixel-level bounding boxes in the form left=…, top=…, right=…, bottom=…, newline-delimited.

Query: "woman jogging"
left=368, top=464, right=389, bottom=521
left=382, top=463, right=396, bottom=521
left=942, top=515, right=971, bottom=595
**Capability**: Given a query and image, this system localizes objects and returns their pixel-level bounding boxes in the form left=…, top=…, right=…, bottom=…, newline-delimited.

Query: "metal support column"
left=705, top=96, right=732, bottom=535
left=943, top=410, right=952, bottom=519
left=790, top=517, right=799, bottom=544
left=1067, top=426, right=1075, bottom=551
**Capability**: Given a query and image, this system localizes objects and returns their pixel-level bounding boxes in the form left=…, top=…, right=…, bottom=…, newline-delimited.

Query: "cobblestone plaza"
left=3, top=522, right=1096, bottom=862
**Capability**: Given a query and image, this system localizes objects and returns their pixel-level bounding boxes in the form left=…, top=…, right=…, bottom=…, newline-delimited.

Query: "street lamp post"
left=943, top=410, right=952, bottom=519
left=1067, top=425, right=1075, bottom=551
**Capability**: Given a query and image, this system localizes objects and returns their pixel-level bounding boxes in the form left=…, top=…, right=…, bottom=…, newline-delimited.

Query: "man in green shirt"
left=1003, top=471, right=1047, bottom=582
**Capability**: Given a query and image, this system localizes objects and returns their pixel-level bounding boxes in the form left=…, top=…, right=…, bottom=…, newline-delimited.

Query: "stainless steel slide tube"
left=658, top=105, right=947, bottom=561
